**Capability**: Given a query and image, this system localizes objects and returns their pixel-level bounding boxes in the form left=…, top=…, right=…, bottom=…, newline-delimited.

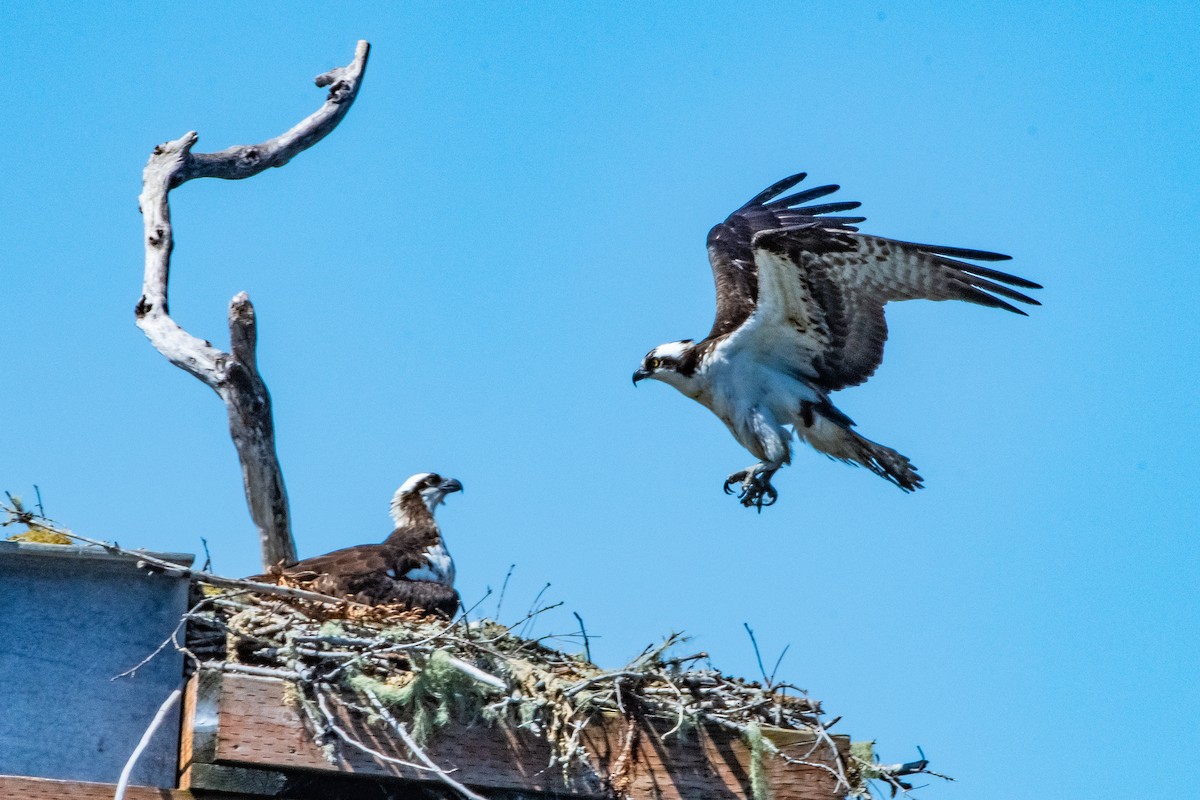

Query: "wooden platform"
left=179, top=670, right=849, bottom=799
left=0, top=775, right=191, bottom=799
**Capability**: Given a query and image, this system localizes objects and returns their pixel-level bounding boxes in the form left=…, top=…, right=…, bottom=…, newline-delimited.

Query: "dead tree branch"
left=135, top=40, right=371, bottom=570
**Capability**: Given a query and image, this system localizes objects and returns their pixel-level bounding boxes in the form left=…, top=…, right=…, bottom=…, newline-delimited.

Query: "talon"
left=723, top=470, right=749, bottom=495
left=728, top=468, right=780, bottom=510
left=756, top=486, right=778, bottom=511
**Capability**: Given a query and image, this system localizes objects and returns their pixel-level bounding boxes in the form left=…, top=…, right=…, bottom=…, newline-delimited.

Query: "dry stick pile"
left=2, top=501, right=941, bottom=800
left=185, top=582, right=854, bottom=799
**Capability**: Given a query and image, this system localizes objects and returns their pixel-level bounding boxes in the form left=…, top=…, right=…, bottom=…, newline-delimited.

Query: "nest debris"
left=184, top=579, right=938, bottom=799
left=2, top=499, right=945, bottom=800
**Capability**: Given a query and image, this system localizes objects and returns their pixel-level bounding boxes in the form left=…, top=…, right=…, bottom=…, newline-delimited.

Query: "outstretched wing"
left=706, top=172, right=867, bottom=339
left=733, top=227, right=1040, bottom=392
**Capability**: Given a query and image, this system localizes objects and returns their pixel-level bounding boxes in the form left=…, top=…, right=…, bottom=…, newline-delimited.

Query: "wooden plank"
left=581, top=718, right=846, bottom=800
left=178, top=670, right=220, bottom=784
left=0, top=773, right=315, bottom=800
left=0, top=774, right=189, bottom=799
left=183, top=763, right=292, bottom=796
left=187, top=673, right=605, bottom=796
left=183, top=673, right=849, bottom=799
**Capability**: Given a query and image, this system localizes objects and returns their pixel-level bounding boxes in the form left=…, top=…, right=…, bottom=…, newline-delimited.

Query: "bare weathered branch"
left=135, top=41, right=371, bottom=570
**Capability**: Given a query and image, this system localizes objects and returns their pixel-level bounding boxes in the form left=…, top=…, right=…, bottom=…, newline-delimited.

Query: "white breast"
left=701, top=354, right=819, bottom=462
left=402, top=541, right=456, bottom=586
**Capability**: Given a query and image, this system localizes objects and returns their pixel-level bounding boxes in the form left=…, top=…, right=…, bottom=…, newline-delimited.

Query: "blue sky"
left=2, top=3, right=1197, bottom=797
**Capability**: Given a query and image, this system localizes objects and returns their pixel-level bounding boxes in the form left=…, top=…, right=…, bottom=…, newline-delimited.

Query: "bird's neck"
left=390, top=492, right=435, bottom=529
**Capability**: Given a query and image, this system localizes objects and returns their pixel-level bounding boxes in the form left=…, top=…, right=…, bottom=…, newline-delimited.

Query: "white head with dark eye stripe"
left=632, top=340, right=700, bottom=394
left=390, top=472, right=464, bottom=527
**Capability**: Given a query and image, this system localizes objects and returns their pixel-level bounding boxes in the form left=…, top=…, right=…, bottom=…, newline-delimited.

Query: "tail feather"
left=798, top=414, right=924, bottom=491
left=842, top=430, right=923, bottom=491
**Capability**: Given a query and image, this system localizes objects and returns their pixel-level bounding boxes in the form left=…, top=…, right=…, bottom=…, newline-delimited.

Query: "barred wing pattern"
left=707, top=174, right=1040, bottom=392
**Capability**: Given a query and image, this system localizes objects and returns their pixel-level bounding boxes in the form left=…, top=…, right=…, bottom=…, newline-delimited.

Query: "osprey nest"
left=0, top=501, right=937, bottom=800
left=183, top=579, right=934, bottom=800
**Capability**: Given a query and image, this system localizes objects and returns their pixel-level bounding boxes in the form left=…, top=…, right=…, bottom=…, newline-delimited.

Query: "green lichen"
left=848, top=740, right=878, bottom=798
left=317, top=620, right=347, bottom=638
left=347, top=649, right=489, bottom=745
left=744, top=721, right=772, bottom=800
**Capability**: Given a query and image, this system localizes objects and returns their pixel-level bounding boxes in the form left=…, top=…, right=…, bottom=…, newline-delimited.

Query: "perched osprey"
left=273, top=473, right=463, bottom=615
left=633, top=172, right=1040, bottom=509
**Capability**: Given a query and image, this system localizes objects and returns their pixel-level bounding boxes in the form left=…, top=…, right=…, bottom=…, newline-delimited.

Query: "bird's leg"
left=723, top=464, right=780, bottom=511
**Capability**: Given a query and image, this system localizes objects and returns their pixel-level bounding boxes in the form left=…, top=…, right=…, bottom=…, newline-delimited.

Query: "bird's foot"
left=723, top=466, right=779, bottom=511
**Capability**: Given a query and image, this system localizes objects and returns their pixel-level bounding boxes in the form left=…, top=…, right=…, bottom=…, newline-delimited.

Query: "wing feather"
left=707, top=175, right=865, bottom=339
left=764, top=184, right=843, bottom=208
left=785, top=201, right=863, bottom=216
left=703, top=171, right=1039, bottom=390
left=283, top=544, right=396, bottom=601
left=739, top=172, right=809, bottom=208
left=740, top=229, right=1039, bottom=391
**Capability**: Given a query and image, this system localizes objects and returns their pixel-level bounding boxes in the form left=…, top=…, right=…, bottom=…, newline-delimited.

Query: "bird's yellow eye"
left=649, top=358, right=661, bottom=369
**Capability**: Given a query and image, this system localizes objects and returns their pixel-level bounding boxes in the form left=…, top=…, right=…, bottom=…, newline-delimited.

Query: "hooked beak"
left=441, top=477, right=464, bottom=494
left=632, top=367, right=650, bottom=386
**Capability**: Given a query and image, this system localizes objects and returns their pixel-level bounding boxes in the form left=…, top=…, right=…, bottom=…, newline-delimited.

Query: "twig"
left=768, top=643, right=791, bottom=687
left=501, top=601, right=564, bottom=641
left=775, top=749, right=847, bottom=787
left=200, top=537, right=213, bottom=572
left=662, top=651, right=709, bottom=667
left=495, top=563, right=516, bottom=619
left=313, top=690, right=434, bottom=773
left=810, top=720, right=853, bottom=792
left=657, top=674, right=689, bottom=740
left=564, top=671, right=651, bottom=698
left=444, top=655, right=507, bottom=692
left=572, top=611, right=592, bottom=663
left=3, top=492, right=32, bottom=526
left=743, top=622, right=771, bottom=687
left=362, top=689, right=490, bottom=800
left=136, top=558, right=356, bottom=606
left=517, top=582, right=553, bottom=639
left=112, top=592, right=235, bottom=680
left=0, top=505, right=351, bottom=606
left=203, top=661, right=305, bottom=681
left=113, top=688, right=182, bottom=800
left=457, top=587, right=493, bottom=634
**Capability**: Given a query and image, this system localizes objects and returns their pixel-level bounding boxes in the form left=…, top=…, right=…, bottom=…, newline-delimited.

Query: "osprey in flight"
left=633, top=172, right=1040, bottom=509
left=274, top=473, right=463, bottom=615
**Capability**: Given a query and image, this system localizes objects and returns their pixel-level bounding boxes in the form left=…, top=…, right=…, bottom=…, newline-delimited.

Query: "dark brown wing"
left=381, top=581, right=461, bottom=617
left=282, top=543, right=399, bottom=602
left=705, top=173, right=867, bottom=340
left=740, top=230, right=1040, bottom=391
left=381, top=525, right=440, bottom=577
